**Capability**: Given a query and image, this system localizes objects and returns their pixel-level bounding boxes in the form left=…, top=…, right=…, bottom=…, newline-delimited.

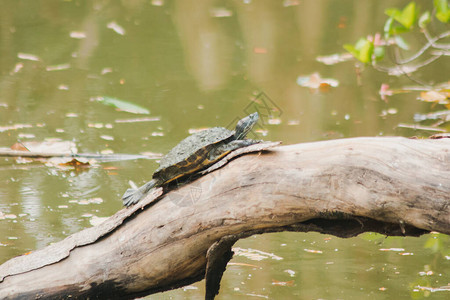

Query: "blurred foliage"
left=344, top=1, right=449, bottom=65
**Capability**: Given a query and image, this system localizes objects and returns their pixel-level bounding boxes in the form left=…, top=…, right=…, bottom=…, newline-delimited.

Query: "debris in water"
left=70, top=31, right=86, bottom=39
left=107, top=21, right=126, bottom=35
left=17, top=53, right=40, bottom=61
left=46, top=64, right=71, bottom=71
left=316, top=53, right=353, bottom=65
left=297, top=72, right=339, bottom=91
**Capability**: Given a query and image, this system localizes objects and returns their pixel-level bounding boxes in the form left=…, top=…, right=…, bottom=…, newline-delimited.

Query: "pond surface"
left=0, top=1, right=448, bottom=299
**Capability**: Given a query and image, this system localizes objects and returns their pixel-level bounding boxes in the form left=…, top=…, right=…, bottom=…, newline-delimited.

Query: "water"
left=0, top=1, right=448, bottom=299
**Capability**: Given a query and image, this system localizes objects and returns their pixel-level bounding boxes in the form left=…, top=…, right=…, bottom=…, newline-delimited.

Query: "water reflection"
left=174, top=0, right=234, bottom=91
left=0, top=0, right=447, bottom=299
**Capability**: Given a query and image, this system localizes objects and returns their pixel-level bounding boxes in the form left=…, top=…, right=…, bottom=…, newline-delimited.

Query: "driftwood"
left=0, top=149, right=151, bottom=161
left=0, top=137, right=449, bottom=299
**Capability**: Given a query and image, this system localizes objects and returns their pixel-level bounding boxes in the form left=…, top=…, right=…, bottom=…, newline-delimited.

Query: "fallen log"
left=0, top=137, right=449, bottom=299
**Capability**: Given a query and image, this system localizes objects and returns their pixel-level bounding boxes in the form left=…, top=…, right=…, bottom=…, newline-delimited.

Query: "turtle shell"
left=153, top=127, right=234, bottom=183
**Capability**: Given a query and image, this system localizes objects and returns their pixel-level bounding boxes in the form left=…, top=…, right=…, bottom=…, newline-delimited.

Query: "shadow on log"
left=0, top=137, right=449, bottom=299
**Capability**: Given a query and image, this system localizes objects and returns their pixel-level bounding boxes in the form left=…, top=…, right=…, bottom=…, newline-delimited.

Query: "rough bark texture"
left=0, top=137, right=449, bottom=299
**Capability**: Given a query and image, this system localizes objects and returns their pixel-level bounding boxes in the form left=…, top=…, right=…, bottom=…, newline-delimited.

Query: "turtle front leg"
left=122, top=179, right=158, bottom=207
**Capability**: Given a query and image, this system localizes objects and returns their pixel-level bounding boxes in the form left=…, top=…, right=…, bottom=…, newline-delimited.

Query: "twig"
left=0, top=150, right=151, bottom=161
left=397, top=30, right=450, bottom=64
left=423, top=29, right=450, bottom=50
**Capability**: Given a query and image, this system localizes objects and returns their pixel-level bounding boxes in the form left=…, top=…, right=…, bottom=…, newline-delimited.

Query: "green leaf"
left=344, top=39, right=374, bottom=64
left=97, top=96, right=150, bottom=114
left=400, top=2, right=417, bottom=28
left=359, top=40, right=374, bottom=64
left=374, top=46, right=385, bottom=60
left=434, top=0, right=450, bottom=23
left=385, top=1, right=417, bottom=29
left=384, top=17, right=394, bottom=38
left=343, top=44, right=359, bottom=59
left=389, top=24, right=411, bottom=36
left=354, top=38, right=368, bottom=50
left=419, top=11, right=431, bottom=28
left=394, top=36, right=410, bottom=50
left=385, top=8, right=402, bottom=21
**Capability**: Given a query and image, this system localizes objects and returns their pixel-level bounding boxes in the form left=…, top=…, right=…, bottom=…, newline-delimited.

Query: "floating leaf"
left=296, top=72, right=339, bottom=91
left=316, top=52, right=353, bottom=65
left=419, top=90, right=449, bottom=104
left=0, top=123, right=33, bottom=133
left=96, top=96, right=150, bottom=114
left=272, top=279, right=295, bottom=286
left=100, top=135, right=114, bottom=141
left=57, top=158, right=91, bottom=168
left=233, top=247, right=283, bottom=261
left=115, top=117, right=160, bottom=123
left=227, top=262, right=261, bottom=268
left=107, top=21, right=125, bottom=35
left=10, top=142, right=28, bottom=151
left=379, top=248, right=405, bottom=252
left=210, top=7, right=233, bottom=17
left=4, top=214, right=17, bottom=220
left=17, top=53, right=40, bottom=61
left=70, top=31, right=86, bottom=39
left=46, top=64, right=71, bottom=71
left=18, top=133, right=35, bottom=139
left=304, top=249, right=323, bottom=254
left=285, top=269, right=296, bottom=277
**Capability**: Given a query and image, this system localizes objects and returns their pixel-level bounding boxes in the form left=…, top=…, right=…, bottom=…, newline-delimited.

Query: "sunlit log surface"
left=0, top=137, right=449, bottom=300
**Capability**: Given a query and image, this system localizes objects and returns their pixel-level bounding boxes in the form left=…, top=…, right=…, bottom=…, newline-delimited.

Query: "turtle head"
left=234, top=112, right=259, bottom=140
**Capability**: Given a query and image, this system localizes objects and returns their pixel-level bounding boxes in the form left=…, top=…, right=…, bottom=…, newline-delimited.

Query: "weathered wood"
left=0, top=137, right=449, bottom=299
left=0, top=149, right=151, bottom=161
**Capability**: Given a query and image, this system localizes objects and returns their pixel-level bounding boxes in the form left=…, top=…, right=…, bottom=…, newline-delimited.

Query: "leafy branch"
left=343, top=1, right=449, bottom=76
left=322, top=1, right=450, bottom=133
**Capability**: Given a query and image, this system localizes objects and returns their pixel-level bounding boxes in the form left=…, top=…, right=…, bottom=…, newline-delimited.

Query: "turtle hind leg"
left=122, top=179, right=157, bottom=207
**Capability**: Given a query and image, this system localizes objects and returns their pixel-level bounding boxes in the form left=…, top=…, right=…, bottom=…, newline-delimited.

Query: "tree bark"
left=0, top=137, right=449, bottom=299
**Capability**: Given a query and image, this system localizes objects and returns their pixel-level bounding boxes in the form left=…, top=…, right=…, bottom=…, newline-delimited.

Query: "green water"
left=0, top=1, right=448, bottom=299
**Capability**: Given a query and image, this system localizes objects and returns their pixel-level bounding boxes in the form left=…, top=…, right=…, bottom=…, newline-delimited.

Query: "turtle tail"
left=122, top=179, right=157, bottom=207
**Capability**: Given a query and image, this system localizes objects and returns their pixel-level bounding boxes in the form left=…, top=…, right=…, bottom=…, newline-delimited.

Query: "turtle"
left=122, top=112, right=260, bottom=206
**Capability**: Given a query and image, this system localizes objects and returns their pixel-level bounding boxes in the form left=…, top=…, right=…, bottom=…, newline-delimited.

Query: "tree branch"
left=0, top=137, right=448, bottom=299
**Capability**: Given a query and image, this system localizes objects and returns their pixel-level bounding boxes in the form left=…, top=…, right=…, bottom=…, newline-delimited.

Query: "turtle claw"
left=122, top=180, right=157, bottom=207
left=122, top=188, right=144, bottom=207
left=122, top=188, right=136, bottom=199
